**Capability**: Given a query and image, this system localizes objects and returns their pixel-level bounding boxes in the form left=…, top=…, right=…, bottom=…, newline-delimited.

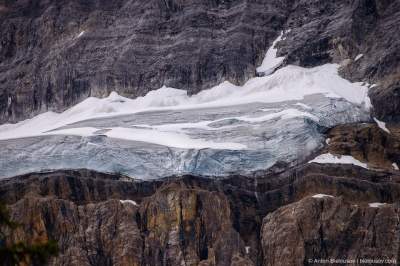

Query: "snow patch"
left=354, top=54, right=364, bottom=62
left=312, top=194, right=334, bottom=199
left=369, top=84, right=378, bottom=89
left=245, top=246, right=250, bottom=254
left=325, top=138, right=331, bottom=145
left=309, top=153, right=368, bottom=169
left=236, top=109, right=319, bottom=123
left=46, top=125, right=247, bottom=150
left=256, top=32, right=285, bottom=75
left=44, top=127, right=99, bottom=137
left=104, top=127, right=247, bottom=150
left=294, top=102, right=312, bottom=110
left=120, top=200, right=139, bottom=206
left=393, top=163, right=399, bottom=171
left=133, top=108, right=317, bottom=132
left=76, top=30, right=85, bottom=38
left=373, top=117, right=390, bottom=134
left=368, top=202, right=386, bottom=208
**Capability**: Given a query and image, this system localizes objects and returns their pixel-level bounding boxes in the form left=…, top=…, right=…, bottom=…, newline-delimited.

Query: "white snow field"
left=0, top=33, right=371, bottom=179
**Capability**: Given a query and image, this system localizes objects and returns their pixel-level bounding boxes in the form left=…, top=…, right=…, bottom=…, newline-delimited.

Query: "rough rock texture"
left=0, top=0, right=288, bottom=123
left=139, top=183, right=251, bottom=266
left=7, top=198, right=143, bottom=266
left=261, top=196, right=400, bottom=266
left=1, top=0, right=399, bottom=123
left=2, top=171, right=257, bottom=266
left=322, top=123, right=400, bottom=171
left=1, top=164, right=400, bottom=265
left=276, top=0, right=400, bottom=122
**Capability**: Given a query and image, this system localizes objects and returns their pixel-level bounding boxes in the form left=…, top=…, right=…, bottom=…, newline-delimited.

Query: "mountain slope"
left=1, top=0, right=399, bottom=123
left=1, top=1, right=400, bottom=265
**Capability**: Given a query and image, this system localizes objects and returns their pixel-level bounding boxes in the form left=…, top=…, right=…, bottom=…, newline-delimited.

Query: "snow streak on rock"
left=309, top=153, right=368, bottom=169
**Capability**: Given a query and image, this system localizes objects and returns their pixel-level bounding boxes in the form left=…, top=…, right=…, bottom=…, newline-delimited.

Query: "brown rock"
left=7, top=198, right=142, bottom=266
left=1, top=165, right=400, bottom=265
left=139, top=183, right=251, bottom=266
left=261, top=196, right=400, bottom=266
left=323, top=123, right=400, bottom=171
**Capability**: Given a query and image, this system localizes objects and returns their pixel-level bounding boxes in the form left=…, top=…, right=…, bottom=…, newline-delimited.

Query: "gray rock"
left=277, top=0, right=400, bottom=122
left=1, top=0, right=398, bottom=123
left=0, top=0, right=288, bottom=123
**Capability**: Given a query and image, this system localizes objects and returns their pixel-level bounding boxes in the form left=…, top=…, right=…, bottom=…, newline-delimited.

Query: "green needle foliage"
left=0, top=202, right=59, bottom=266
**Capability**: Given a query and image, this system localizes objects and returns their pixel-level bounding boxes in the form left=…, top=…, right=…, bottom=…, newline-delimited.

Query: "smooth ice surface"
left=309, top=153, right=369, bottom=169
left=0, top=34, right=371, bottom=180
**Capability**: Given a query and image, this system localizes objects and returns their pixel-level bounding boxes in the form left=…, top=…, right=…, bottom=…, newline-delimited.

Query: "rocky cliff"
left=1, top=0, right=399, bottom=123
left=1, top=154, right=400, bottom=265
left=0, top=0, right=286, bottom=123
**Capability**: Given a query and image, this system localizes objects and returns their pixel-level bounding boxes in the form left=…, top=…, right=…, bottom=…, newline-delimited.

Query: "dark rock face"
left=1, top=0, right=399, bottom=123
left=261, top=196, right=400, bottom=266
left=277, top=0, right=400, bottom=121
left=139, top=183, right=251, bottom=266
left=0, top=0, right=288, bottom=123
left=2, top=171, right=258, bottom=265
left=2, top=165, right=400, bottom=265
left=8, top=198, right=143, bottom=266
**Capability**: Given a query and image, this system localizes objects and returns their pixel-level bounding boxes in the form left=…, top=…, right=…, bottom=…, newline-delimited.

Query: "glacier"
left=0, top=34, right=371, bottom=180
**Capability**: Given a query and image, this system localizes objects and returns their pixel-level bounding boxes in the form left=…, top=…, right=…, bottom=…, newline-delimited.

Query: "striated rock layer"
left=1, top=162, right=400, bottom=265
left=261, top=196, right=400, bottom=266
left=0, top=0, right=288, bottom=123
left=1, top=0, right=399, bottom=123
